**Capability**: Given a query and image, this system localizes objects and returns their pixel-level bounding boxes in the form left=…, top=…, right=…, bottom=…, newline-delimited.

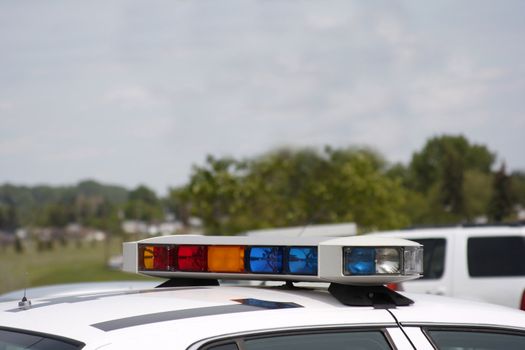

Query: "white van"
left=368, top=225, right=525, bottom=309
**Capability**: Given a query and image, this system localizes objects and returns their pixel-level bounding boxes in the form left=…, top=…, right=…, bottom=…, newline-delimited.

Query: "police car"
left=1, top=235, right=525, bottom=349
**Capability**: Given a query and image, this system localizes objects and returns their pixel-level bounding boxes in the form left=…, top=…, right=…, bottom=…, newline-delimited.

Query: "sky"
left=1, top=0, right=524, bottom=195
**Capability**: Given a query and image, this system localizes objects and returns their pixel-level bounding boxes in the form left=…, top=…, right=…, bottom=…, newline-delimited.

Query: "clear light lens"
left=376, top=248, right=401, bottom=274
left=403, top=246, right=423, bottom=275
left=343, top=247, right=375, bottom=275
left=178, top=245, right=207, bottom=272
left=343, top=247, right=405, bottom=275
left=248, top=247, right=283, bottom=273
left=287, top=247, right=318, bottom=275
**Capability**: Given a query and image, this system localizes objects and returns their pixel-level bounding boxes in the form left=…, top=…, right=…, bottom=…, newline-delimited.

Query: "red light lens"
left=139, top=245, right=173, bottom=271
left=178, top=245, right=208, bottom=271
left=521, top=290, right=525, bottom=311
left=386, top=283, right=398, bottom=291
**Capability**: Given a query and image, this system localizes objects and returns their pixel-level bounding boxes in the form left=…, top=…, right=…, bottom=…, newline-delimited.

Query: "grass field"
left=0, top=238, right=153, bottom=294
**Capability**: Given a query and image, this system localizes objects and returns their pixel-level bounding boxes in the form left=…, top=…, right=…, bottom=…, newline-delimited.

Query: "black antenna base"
left=18, top=296, right=32, bottom=310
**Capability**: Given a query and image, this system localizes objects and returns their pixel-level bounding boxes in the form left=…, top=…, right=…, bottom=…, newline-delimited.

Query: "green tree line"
left=1, top=135, right=525, bottom=236
left=169, top=135, right=525, bottom=234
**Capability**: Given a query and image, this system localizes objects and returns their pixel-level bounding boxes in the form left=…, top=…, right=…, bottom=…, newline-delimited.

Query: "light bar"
left=123, top=235, right=423, bottom=285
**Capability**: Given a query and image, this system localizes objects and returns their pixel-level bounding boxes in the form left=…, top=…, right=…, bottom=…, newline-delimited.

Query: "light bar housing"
left=123, top=235, right=422, bottom=286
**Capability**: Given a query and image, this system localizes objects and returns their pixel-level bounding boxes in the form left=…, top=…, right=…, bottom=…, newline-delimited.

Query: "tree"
left=0, top=180, right=128, bottom=227
left=124, top=185, right=163, bottom=222
left=0, top=205, right=7, bottom=230
left=238, top=148, right=330, bottom=230
left=409, top=135, right=495, bottom=218
left=410, top=135, right=494, bottom=191
left=439, top=148, right=464, bottom=214
left=129, top=185, right=159, bottom=206
left=488, top=164, right=514, bottom=222
left=0, top=203, right=20, bottom=232
left=324, top=147, right=409, bottom=230
left=42, top=203, right=71, bottom=227
left=166, top=187, right=192, bottom=226
left=511, top=171, right=525, bottom=209
left=185, top=155, right=242, bottom=234
left=463, top=170, right=492, bottom=221
left=181, top=147, right=410, bottom=234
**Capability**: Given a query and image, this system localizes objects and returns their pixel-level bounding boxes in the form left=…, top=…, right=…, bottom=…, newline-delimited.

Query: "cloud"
left=0, top=137, right=33, bottom=156
left=43, top=146, right=113, bottom=162
left=103, top=85, right=163, bottom=109
left=0, top=100, right=14, bottom=111
left=1, top=0, right=525, bottom=193
left=407, top=58, right=507, bottom=127
left=125, top=116, right=174, bottom=140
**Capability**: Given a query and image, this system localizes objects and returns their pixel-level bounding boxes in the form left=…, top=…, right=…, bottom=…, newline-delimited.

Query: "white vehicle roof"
left=0, top=281, right=160, bottom=302
left=3, top=233, right=525, bottom=349
left=368, top=224, right=525, bottom=238
left=2, top=284, right=525, bottom=349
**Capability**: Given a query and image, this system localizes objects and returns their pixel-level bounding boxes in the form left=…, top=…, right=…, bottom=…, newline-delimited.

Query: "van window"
left=468, top=236, right=525, bottom=277
left=411, top=239, right=446, bottom=280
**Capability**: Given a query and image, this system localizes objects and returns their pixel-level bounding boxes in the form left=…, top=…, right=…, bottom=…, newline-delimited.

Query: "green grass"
left=0, top=239, right=154, bottom=294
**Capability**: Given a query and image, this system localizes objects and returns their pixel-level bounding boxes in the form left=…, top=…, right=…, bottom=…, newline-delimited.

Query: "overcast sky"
left=1, top=1, right=524, bottom=195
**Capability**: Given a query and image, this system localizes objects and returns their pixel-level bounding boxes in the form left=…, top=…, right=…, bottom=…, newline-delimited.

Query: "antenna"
left=297, top=222, right=310, bottom=237
left=18, top=272, right=31, bottom=310
left=298, top=210, right=323, bottom=237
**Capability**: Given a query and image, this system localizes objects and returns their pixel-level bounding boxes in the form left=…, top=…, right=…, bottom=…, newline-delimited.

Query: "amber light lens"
left=139, top=245, right=172, bottom=271
left=208, top=246, right=245, bottom=272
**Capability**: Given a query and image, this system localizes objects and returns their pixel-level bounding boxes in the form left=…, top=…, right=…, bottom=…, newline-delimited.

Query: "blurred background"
left=1, top=0, right=525, bottom=293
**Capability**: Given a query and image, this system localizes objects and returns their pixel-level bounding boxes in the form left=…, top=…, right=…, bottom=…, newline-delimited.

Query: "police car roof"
left=1, top=284, right=525, bottom=349
left=0, top=281, right=160, bottom=302
left=3, top=234, right=525, bottom=349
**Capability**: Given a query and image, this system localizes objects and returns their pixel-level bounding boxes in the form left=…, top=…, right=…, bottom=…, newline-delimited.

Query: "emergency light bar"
left=123, top=235, right=423, bottom=285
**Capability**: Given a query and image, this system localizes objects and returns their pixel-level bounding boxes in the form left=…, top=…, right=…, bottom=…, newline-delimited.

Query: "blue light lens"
left=344, top=247, right=376, bottom=275
left=248, top=247, right=283, bottom=273
left=288, top=247, right=318, bottom=275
